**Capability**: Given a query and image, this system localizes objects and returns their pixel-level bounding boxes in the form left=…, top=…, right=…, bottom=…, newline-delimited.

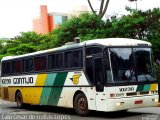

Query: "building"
left=33, top=5, right=89, bottom=34
left=33, top=5, right=68, bottom=34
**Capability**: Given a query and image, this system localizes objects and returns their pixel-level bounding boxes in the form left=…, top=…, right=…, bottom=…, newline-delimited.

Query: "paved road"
left=0, top=99, right=160, bottom=120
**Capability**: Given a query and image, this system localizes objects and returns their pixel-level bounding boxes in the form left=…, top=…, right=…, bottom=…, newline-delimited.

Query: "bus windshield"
left=107, top=47, right=155, bottom=83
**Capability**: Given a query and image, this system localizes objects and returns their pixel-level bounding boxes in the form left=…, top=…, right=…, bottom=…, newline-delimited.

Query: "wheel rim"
left=78, top=98, right=87, bottom=111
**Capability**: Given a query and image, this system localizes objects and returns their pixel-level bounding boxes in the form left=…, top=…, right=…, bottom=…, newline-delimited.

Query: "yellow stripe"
left=22, top=74, right=47, bottom=104
left=35, top=74, right=47, bottom=86
left=150, top=84, right=157, bottom=91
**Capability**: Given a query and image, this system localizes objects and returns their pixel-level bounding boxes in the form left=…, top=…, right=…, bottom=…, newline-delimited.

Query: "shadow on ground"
left=9, top=105, right=149, bottom=119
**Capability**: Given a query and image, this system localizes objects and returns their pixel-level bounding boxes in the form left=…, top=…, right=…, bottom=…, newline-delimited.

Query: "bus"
left=0, top=38, right=159, bottom=116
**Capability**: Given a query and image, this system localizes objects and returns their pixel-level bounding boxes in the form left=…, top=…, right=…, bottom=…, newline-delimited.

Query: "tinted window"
left=65, top=51, right=72, bottom=68
left=86, top=58, right=94, bottom=84
left=2, top=62, right=10, bottom=75
left=48, top=53, right=62, bottom=70
left=41, top=57, right=46, bottom=70
left=34, top=56, right=46, bottom=71
left=86, top=47, right=102, bottom=56
left=73, top=50, right=82, bottom=67
left=95, top=58, right=104, bottom=85
left=48, top=54, right=56, bottom=69
left=11, top=61, right=16, bottom=74
left=133, top=48, right=155, bottom=81
left=22, top=58, right=33, bottom=72
left=11, top=60, right=22, bottom=74
left=56, top=54, right=62, bottom=69
left=65, top=50, right=82, bottom=69
left=16, top=60, right=22, bottom=73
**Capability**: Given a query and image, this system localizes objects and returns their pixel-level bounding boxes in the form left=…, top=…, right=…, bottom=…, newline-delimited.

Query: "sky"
left=0, top=0, right=160, bottom=38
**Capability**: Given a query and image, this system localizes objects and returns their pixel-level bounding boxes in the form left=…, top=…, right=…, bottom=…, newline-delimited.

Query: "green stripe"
left=40, top=73, right=57, bottom=105
left=48, top=72, right=68, bottom=106
left=143, top=84, right=150, bottom=91
left=136, top=85, right=144, bottom=92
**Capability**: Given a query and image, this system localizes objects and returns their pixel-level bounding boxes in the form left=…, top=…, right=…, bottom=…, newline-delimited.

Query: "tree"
left=111, top=8, right=160, bottom=58
left=0, top=32, right=56, bottom=58
left=50, top=13, right=106, bottom=46
left=1, top=8, right=159, bottom=62
left=0, top=41, right=3, bottom=50
left=87, top=0, right=110, bottom=19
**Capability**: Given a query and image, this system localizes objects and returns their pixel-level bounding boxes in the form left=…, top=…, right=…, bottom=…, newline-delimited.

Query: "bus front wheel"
left=74, top=93, right=90, bottom=116
left=16, top=91, right=24, bottom=109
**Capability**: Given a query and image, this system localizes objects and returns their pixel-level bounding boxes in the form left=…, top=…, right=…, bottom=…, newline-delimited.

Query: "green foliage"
left=154, top=63, right=160, bottom=82
left=0, top=32, right=55, bottom=59
left=0, top=8, right=160, bottom=62
left=0, top=40, right=4, bottom=48
left=111, top=8, right=160, bottom=58
left=50, top=13, right=106, bottom=46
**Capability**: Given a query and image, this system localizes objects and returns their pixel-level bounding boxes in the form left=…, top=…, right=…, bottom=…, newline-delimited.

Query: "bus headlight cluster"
left=116, top=102, right=124, bottom=106
left=152, top=98, right=158, bottom=102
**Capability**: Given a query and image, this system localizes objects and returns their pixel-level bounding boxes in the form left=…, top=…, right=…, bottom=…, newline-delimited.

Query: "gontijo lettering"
left=13, top=77, right=33, bottom=84
left=1, top=77, right=33, bottom=85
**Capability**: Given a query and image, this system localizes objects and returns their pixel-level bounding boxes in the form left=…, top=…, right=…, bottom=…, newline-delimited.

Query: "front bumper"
left=107, top=95, right=159, bottom=111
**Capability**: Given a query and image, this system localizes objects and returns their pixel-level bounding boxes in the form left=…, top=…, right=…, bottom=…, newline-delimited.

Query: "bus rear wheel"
left=16, top=92, right=24, bottom=109
left=74, top=93, right=89, bottom=116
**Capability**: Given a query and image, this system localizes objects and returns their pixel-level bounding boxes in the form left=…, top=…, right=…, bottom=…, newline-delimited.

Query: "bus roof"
left=1, top=38, right=151, bottom=61
left=85, top=38, right=151, bottom=46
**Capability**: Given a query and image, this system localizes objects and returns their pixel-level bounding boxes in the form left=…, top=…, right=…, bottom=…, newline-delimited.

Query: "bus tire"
left=74, top=93, right=90, bottom=116
left=16, top=91, right=24, bottom=109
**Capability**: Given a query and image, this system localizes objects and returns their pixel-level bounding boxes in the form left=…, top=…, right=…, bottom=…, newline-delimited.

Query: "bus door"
left=94, top=57, right=106, bottom=111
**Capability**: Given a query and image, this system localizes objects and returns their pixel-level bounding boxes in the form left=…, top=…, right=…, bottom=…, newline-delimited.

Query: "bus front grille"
left=126, top=92, right=137, bottom=96
left=139, top=91, right=149, bottom=95
left=126, top=91, right=149, bottom=96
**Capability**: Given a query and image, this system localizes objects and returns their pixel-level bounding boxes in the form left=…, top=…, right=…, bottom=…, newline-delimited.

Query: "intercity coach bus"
left=0, top=38, right=159, bottom=116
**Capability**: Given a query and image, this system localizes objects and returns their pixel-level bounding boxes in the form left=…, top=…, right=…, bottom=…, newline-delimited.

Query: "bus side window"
left=2, top=62, right=10, bottom=75
left=86, top=47, right=102, bottom=55
left=56, top=53, right=62, bottom=69
left=11, top=60, right=22, bottom=74
left=64, top=49, right=82, bottom=69
left=65, top=51, right=72, bottom=68
left=34, top=57, right=41, bottom=71
left=11, top=61, right=16, bottom=74
left=34, top=56, right=46, bottom=71
left=48, top=54, right=56, bottom=70
left=48, top=53, right=62, bottom=70
left=41, top=56, right=46, bottom=70
left=22, top=58, right=33, bottom=72
left=16, top=60, right=22, bottom=73
left=73, top=50, right=82, bottom=68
